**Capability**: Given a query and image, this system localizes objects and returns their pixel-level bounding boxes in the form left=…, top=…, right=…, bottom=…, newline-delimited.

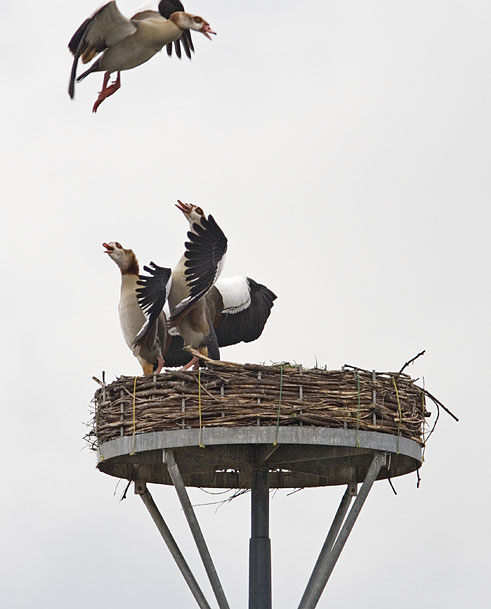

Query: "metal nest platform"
left=97, top=426, right=422, bottom=488
left=89, top=361, right=438, bottom=609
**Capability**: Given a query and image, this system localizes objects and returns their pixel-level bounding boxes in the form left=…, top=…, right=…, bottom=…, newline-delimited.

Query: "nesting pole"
left=92, top=364, right=431, bottom=608
left=249, top=466, right=271, bottom=609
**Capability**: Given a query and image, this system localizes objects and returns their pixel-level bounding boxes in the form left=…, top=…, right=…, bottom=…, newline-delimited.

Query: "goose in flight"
left=68, top=1, right=215, bottom=112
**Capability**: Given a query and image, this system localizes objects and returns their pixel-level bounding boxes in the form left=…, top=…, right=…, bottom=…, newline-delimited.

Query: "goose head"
left=175, top=200, right=205, bottom=228
left=170, top=13, right=216, bottom=38
left=103, top=241, right=139, bottom=275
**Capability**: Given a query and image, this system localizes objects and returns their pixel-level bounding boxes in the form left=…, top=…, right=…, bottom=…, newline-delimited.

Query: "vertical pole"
left=249, top=467, right=271, bottom=609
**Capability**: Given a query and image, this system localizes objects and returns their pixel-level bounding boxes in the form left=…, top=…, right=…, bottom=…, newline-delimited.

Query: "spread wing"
left=132, top=262, right=172, bottom=349
left=169, top=214, right=228, bottom=325
left=210, top=278, right=277, bottom=347
left=68, top=1, right=137, bottom=98
left=159, top=0, right=195, bottom=59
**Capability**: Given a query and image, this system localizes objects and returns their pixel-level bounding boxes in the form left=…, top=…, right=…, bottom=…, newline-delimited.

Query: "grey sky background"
left=2, top=1, right=490, bottom=607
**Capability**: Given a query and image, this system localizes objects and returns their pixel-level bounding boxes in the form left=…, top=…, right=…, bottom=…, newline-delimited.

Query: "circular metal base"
left=97, top=426, right=422, bottom=488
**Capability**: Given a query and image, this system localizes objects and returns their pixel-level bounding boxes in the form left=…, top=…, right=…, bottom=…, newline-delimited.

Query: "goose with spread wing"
left=135, top=202, right=276, bottom=368
left=134, top=204, right=228, bottom=369
left=68, top=1, right=215, bottom=112
left=173, top=201, right=277, bottom=353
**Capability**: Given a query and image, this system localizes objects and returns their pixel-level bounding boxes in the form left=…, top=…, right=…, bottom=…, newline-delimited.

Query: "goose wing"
left=131, top=10, right=160, bottom=21
left=169, top=214, right=228, bottom=325
left=68, top=1, right=137, bottom=98
left=132, top=262, right=172, bottom=349
left=209, top=277, right=277, bottom=347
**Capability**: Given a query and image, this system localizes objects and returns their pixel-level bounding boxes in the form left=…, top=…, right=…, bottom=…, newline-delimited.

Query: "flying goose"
left=103, top=241, right=170, bottom=374
left=68, top=1, right=215, bottom=112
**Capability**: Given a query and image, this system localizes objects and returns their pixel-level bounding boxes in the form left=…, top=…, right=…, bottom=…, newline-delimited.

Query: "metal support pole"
left=164, top=449, right=231, bottom=609
left=298, top=484, right=356, bottom=609
left=297, top=452, right=386, bottom=609
left=135, top=482, right=212, bottom=609
left=249, top=467, right=271, bottom=609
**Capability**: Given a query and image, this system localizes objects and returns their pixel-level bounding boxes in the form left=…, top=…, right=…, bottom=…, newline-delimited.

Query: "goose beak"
left=102, top=242, right=114, bottom=253
left=202, top=23, right=216, bottom=40
left=176, top=200, right=192, bottom=215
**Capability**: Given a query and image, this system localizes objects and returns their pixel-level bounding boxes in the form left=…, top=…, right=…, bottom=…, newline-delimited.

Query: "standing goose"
left=135, top=202, right=277, bottom=368
left=134, top=204, right=228, bottom=369
left=103, top=241, right=171, bottom=374
left=68, top=1, right=215, bottom=112
left=174, top=201, right=277, bottom=351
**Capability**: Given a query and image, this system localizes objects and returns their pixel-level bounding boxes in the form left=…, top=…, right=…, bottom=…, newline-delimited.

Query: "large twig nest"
left=89, top=360, right=435, bottom=449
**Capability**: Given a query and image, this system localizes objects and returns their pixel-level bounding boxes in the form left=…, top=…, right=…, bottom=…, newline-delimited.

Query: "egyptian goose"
left=135, top=202, right=277, bottom=368
left=68, top=1, right=215, bottom=112
left=134, top=204, right=228, bottom=369
left=173, top=201, right=277, bottom=351
left=103, top=241, right=170, bottom=374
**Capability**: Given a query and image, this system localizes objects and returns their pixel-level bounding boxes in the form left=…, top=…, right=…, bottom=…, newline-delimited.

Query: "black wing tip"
left=247, top=277, right=277, bottom=303
left=141, top=261, right=171, bottom=276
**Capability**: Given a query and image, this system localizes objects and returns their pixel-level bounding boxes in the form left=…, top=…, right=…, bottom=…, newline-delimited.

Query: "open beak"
left=202, top=23, right=216, bottom=40
left=176, top=200, right=192, bottom=215
left=102, top=242, right=114, bottom=253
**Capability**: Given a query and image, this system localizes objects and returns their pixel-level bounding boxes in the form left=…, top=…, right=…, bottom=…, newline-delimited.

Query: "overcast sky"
left=2, top=1, right=490, bottom=607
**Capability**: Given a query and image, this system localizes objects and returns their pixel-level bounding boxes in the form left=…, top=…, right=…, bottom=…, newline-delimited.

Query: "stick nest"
left=89, top=360, right=436, bottom=450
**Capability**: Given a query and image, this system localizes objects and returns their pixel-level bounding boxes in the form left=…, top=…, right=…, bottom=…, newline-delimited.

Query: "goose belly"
left=101, top=21, right=182, bottom=72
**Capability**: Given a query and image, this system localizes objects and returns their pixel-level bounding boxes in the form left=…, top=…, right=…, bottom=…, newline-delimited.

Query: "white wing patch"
left=215, top=253, right=226, bottom=285
left=163, top=297, right=180, bottom=335
left=215, top=276, right=251, bottom=314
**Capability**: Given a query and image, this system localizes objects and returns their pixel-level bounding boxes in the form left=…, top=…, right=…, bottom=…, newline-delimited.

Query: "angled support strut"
left=164, top=449, right=231, bottom=609
left=298, top=452, right=387, bottom=609
left=135, top=481, right=212, bottom=609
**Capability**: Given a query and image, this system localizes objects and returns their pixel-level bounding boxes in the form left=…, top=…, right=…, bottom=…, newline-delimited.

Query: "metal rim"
left=97, top=426, right=422, bottom=488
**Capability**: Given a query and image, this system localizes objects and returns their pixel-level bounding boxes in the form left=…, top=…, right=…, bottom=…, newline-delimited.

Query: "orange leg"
left=180, top=356, right=200, bottom=371
left=180, top=347, right=209, bottom=371
left=155, top=356, right=165, bottom=374
left=92, top=71, right=121, bottom=113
